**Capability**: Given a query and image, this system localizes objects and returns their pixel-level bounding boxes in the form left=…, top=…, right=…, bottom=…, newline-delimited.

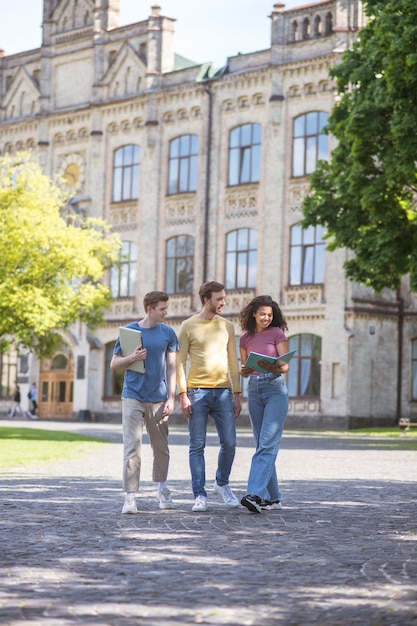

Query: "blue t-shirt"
left=113, top=321, right=178, bottom=402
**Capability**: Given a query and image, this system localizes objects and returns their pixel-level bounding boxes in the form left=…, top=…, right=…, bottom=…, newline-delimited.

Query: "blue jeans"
left=246, top=373, right=288, bottom=502
left=187, top=387, right=236, bottom=497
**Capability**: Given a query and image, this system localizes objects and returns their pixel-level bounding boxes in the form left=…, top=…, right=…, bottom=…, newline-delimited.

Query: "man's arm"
left=161, top=351, right=177, bottom=418
left=110, top=346, right=147, bottom=371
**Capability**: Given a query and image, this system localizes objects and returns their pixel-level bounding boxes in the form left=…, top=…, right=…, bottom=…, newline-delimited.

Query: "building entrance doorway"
left=39, top=348, right=74, bottom=419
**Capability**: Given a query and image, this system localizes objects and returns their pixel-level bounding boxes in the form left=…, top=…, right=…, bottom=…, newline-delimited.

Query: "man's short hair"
left=143, top=291, right=169, bottom=310
left=199, top=281, right=225, bottom=305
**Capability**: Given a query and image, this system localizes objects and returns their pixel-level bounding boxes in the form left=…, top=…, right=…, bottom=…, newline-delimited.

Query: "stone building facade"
left=1, top=0, right=416, bottom=427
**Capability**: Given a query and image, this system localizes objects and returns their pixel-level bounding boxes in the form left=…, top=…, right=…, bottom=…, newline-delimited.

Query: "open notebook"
left=244, top=349, right=297, bottom=373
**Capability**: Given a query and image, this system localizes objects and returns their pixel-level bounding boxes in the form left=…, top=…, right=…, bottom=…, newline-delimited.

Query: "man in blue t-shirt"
left=111, top=291, right=178, bottom=514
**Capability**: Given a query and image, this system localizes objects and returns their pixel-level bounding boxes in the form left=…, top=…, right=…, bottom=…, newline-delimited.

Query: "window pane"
left=249, top=228, right=258, bottom=248
left=292, top=137, right=305, bottom=176
left=228, top=149, right=239, bottom=185
left=122, top=168, right=132, bottom=200
left=236, top=251, right=247, bottom=288
left=305, top=136, right=317, bottom=174
left=290, top=247, right=301, bottom=285
left=190, top=135, right=199, bottom=154
left=170, top=138, right=180, bottom=158
left=227, top=230, right=237, bottom=251
left=306, top=111, right=318, bottom=135
left=168, top=159, right=179, bottom=194
left=303, top=225, right=315, bottom=244
left=251, top=144, right=261, bottom=182
left=179, top=158, right=189, bottom=192
left=300, top=359, right=311, bottom=394
left=314, top=243, right=325, bottom=283
left=189, top=155, right=198, bottom=191
left=300, top=334, right=312, bottom=356
left=241, top=124, right=251, bottom=146
left=229, top=127, right=240, bottom=148
left=291, top=224, right=302, bottom=245
left=114, top=148, right=123, bottom=167
left=247, top=250, right=257, bottom=287
left=237, top=228, right=249, bottom=250
left=240, top=147, right=251, bottom=183
left=179, top=134, right=190, bottom=156
left=293, top=116, right=305, bottom=138
left=225, top=251, right=237, bottom=289
left=165, top=258, right=175, bottom=293
left=112, top=169, right=122, bottom=202
left=287, top=359, right=298, bottom=396
left=252, top=123, right=261, bottom=144
left=131, top=165, right=139, bottom=199
left=318, top=134, right=329, bottom=161
left=302, top=246, right=314, bottom=283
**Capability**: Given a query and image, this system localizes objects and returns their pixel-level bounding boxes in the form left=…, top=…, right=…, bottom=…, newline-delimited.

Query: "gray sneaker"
left=157, top=488, right=174, bottom=510
left=122, top=493, right=138, bottom=514
left=213, top=480, right=239, bottom=507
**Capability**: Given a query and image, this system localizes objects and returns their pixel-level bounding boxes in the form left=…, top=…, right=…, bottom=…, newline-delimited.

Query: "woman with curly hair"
left=239, top=295, right=289, bottom=513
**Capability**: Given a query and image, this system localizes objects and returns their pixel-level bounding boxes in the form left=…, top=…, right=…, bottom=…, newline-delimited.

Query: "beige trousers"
left=122, top=397, right=170, bottom=493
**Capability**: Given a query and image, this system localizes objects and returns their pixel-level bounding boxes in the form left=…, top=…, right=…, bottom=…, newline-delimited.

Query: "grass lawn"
left=0, top=426, right=111, bottom=470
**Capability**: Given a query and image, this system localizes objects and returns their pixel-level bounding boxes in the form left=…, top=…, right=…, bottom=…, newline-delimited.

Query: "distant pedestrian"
left=8, top=385, right=24, bottom=418
left=28, top=382, right=38, bottom=417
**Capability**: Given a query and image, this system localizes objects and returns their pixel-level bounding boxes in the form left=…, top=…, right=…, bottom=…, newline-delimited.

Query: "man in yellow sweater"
left=177, top=281, right=242, bottom=512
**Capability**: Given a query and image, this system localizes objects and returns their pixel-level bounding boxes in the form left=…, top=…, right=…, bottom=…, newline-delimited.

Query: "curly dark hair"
left=239, top=295, right=287, bottom=336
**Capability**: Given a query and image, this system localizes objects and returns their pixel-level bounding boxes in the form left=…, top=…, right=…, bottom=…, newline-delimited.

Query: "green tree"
left=302, top=0, right=417, bottom=292
left=0, top=153, right=121, bottom=356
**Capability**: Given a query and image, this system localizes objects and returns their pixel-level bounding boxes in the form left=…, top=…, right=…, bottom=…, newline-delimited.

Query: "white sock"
left=158, top=481, right=168, bottom=491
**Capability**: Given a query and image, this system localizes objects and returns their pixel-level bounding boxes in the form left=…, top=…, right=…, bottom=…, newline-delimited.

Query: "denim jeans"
left=246, top=373, right=288, bottom=502
left=187, top=387, right=236, bottom=497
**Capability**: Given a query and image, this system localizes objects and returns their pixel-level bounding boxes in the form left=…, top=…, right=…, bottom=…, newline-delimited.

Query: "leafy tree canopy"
left=302, top=0, right=417, bottom=292
left=0, top=153, right=121, bottom=356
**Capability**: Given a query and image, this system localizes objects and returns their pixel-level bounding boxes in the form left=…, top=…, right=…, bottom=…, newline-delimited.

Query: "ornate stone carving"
left=288, top=181, right=310, bottom=213
left=283, top=285, right=324, bottom=309
left=225, top=187, right=258, bottom=218
left=165, top=196, right=196, bottom=224
left=109, top=204, right=138, bottom=230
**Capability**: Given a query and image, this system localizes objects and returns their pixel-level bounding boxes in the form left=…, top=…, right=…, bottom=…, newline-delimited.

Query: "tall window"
left=0, top=348, right=17, bottom=398
left=225, top=228, right=257, bottom=289
left=412, top=339, right=417, bottom=400
left=289, top=224, right=325, bottom=285
left=112, top=145, right=140, bottom=202
left=287, top=334, right=321, bottom=397
left=110, top=241, right=137, bottom=298
left=165, top=235, right=194, bottom=294
left=228, top=123, right=261, bottom=186
left=104, top=342, right=123, bottom=397
left=168, top=135, right=198, bottom=194
left=292, top=112, right=328, bottom=177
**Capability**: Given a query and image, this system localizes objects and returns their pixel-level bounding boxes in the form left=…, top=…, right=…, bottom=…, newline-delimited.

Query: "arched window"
left=165, top=235, right=194, bottom=294
left=112, top=145, right=140, bottom=202
left=289, top=223, right=325, bottom=285
left=228, top=124, right=261, bottom=186
left=110, top=241, right=137, bottom=298
left=104, top=342, right=123, bottom=397
left=168, top=135, right=198, bottom=194
left=302, top=18, right=310, bottom=39
left=287, top=334, right=321, bottom=397
left=325, top=12, right=333, bottom=35
left=292, top=21, right=298, bottom=42
left=52, top=355, right=68, bottom=370
left=225, top=228, right=258, bottom=289
left=411, top=339, right=417, bottom=400
left=292, top=111, right=329, bottom=177
left=314, top=15, right=322, bottom=36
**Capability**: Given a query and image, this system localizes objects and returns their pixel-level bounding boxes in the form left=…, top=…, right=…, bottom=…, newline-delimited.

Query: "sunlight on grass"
left=0, top=426, right=110, bottom=470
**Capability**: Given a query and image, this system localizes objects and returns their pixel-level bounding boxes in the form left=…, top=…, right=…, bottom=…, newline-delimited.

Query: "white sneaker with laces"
left=157, top=488, right=174, bottom=509
left=122, top=493, right=138, bottom=514
left=192, top=495, right=207, bottom=512
left=213, top=480, right=239, bottom=507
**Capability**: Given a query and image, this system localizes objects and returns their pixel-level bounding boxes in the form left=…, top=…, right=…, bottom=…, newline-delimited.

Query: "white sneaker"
left=192, top=495, right=207, bottom=512
left=157, top=488, right=174, bottom=510
left=213, top=480, right=239, bottom=507
left=122, top=493, right=137, bottom=514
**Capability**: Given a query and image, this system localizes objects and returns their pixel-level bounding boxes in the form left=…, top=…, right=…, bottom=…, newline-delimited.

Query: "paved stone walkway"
left=0, top=419, right=416, bottom=626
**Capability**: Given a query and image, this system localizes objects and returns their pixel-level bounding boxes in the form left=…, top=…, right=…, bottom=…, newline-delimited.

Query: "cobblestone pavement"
left=1, top=419, right=416, bottom=626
